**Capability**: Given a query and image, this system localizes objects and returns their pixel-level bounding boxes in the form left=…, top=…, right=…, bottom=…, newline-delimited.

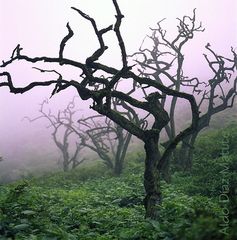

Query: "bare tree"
left=179, top=44, right=237, bottom=170
left=25, top=98, right=85, bottom=171
left=76, top=99, right=146, bottom=176
left=0, top=1, right=199, bottom=219
left=132, top=10, right=237, bottom=175
left=77, top=115, right=131, bottom=176
left=130, top=9, right=204, bottom=181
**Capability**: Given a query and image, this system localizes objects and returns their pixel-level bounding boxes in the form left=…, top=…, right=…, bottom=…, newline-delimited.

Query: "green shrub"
left=173, top=124, right=237, bottom=197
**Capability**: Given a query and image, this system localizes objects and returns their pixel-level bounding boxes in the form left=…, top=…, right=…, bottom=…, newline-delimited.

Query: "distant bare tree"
left=25, top=98, right=85, bottom=171
left=77, top=115, right=131, bottom=175
left=130, top=9, right=204, bottom=181
left=77, top=99, right=146, bottom=176
left=132, top=10, right=237, bottom=176
left=179, top=45, right=237, bottom=170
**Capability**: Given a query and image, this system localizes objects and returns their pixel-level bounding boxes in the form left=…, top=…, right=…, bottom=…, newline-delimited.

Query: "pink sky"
left=0, top=0, right=236, bottom=170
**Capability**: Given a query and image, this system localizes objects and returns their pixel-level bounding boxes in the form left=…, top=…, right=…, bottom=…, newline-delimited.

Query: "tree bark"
left=114, top=160, right=123, bottom=176
left=161, top=154, right=172, bottom=183
left=179, top=132, right=198, bottom=171
left=62, top=150, right=70, bottom=172
left=113, top=131, right=132, bottom=176
left=143, top=136, right=162, bottom=219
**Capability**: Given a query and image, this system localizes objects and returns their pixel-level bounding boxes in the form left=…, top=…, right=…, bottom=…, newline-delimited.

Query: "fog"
left=0, top=0, right=236, bottom=182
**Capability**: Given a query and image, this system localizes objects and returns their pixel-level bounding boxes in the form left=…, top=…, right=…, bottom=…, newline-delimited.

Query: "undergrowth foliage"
left=1, top=125, right=237, bottom=239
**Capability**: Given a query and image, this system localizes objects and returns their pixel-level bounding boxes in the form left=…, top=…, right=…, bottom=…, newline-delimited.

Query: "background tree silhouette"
left=76, top=114, right=132, bottom=176
left=25, top=98, right=86, bottom=171
left=132, top=11, right=237, bottom=177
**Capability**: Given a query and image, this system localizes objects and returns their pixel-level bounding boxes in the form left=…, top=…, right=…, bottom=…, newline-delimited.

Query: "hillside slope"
left=0, top=125, right=237, bottom=239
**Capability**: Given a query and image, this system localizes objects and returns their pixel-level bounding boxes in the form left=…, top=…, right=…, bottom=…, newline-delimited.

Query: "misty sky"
left=0, top=0, right=236, bottom=173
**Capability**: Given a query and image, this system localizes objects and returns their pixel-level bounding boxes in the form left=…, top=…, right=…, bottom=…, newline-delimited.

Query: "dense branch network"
left=77, top=114, right=130, bottom=174
left=130, top=9, right=204, bottom=140
left=24, top=98, right=85, bottom=171
left=65, top=98, right=146, bottom=175
left=131, top=10, right=236, bottom=172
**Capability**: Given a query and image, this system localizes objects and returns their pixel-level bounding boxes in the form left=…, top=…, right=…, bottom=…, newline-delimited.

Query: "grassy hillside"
left=0, top=125, right=237, bottom=239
